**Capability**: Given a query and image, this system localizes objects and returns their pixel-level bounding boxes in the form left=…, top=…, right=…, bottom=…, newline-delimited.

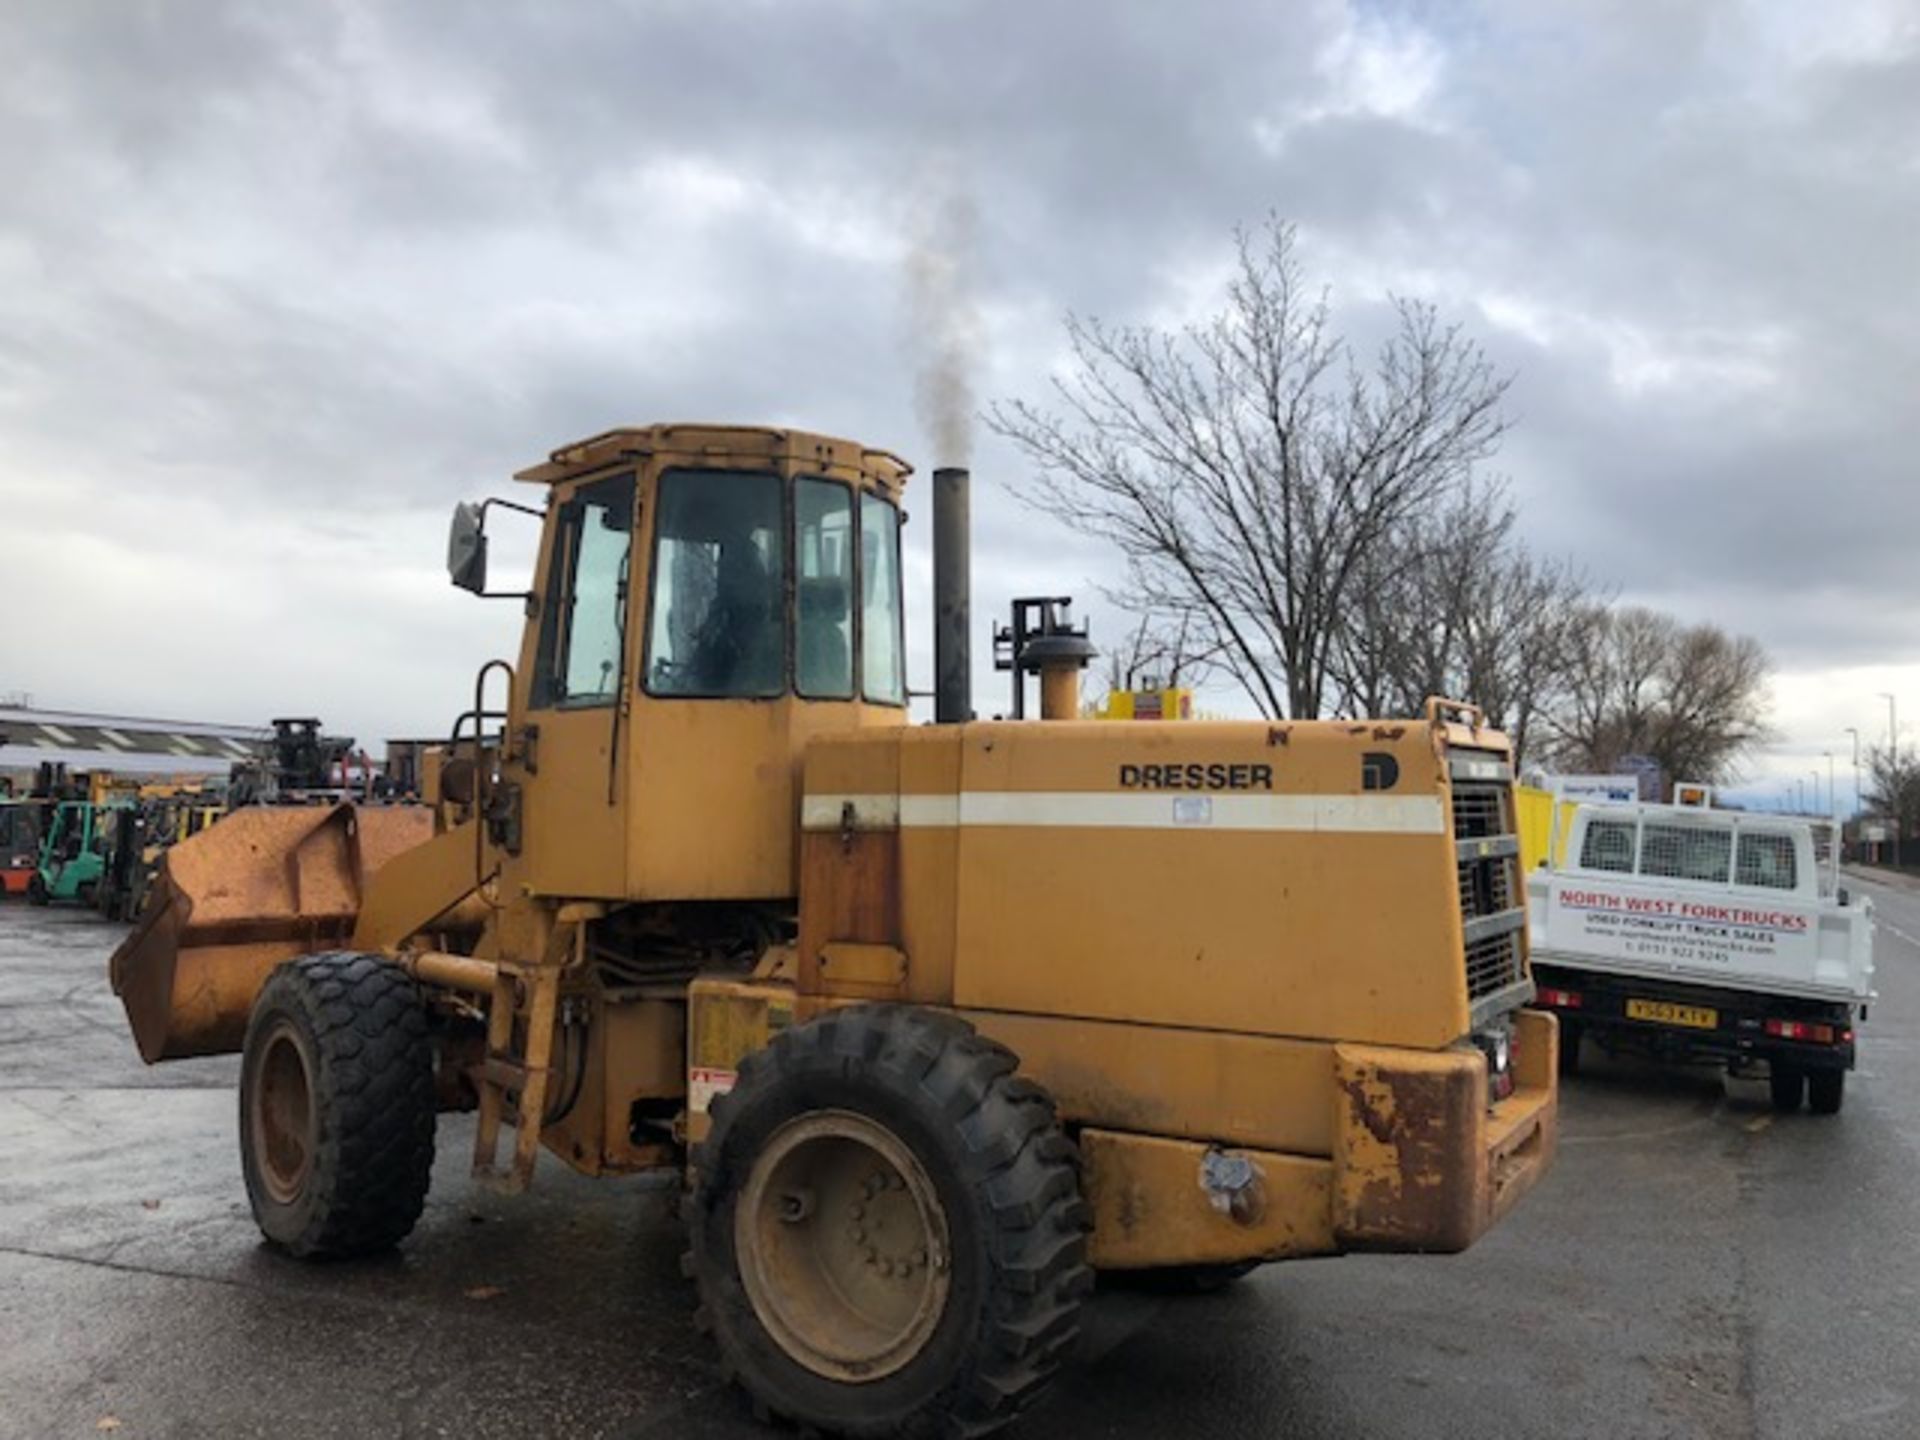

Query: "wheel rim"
left=253, top=1020, right=316, bottom=1205
left=734, top=1109, right=952, bottom=1383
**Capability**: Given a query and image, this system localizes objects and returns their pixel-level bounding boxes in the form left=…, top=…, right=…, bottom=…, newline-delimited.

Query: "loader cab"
left=453, top=424, right=911, bottom=903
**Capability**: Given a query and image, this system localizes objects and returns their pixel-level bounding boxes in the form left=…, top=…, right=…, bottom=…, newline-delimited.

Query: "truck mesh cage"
left=1452, top=775, right=1527, bottom=1006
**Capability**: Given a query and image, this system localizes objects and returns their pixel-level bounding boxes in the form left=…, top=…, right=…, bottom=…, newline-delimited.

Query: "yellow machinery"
left=111, top=424, right=1555, bottom=1437
left=1097, top=684, right=1195, bottom=720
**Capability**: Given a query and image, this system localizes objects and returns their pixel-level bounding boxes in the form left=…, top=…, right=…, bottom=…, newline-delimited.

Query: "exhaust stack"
left=933, top=466, right=972, bottom=724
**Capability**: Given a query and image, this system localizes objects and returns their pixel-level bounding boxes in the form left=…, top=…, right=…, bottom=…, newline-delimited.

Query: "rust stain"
left=1265, top=725, right=1291, bottom=747
left=1336, top=1057, right=1480, bottom=1250
left=1371, top=725, right=1407, bottom=740
left=1340, top=1075, right=1397, bottom=1146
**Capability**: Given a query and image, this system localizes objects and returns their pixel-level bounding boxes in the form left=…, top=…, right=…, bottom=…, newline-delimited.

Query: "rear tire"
left=1768, top=1063, right=1805, bottom=1113
left=239, top=951, right=436, bottom=1258
left=1558, top=1022, right=1583, bottom=1077
left=1807, top=1069, right=1845, bottom=1115
left=690, top=1006, right=1091, bottom=1438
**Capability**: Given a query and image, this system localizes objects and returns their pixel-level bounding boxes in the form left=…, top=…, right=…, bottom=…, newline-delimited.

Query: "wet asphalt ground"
left=5, top=874, right=1920, bottom=1440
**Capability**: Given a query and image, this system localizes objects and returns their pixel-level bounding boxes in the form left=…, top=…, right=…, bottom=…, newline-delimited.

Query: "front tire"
left=690, top=1006, right=1091, bottom=1438
left=27, top=873, right=48, bottom=906
left=239, top=951, right=436, bottom=1258
left=1808, top=1069, right=1845, bottom=1115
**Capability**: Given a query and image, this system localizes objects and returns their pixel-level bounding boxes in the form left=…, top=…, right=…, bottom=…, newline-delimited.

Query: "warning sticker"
left=688, top=1066, right=738, bottom=1115
left=1172, top=795, right=1213, bottom=826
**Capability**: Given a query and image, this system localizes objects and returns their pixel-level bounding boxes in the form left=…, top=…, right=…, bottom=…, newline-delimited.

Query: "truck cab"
left=1527, top=794, right=1873, bottom=1112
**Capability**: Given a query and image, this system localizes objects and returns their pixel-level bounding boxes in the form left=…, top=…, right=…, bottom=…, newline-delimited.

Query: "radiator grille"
left=1465, top=930, right=1526, bottom=1000
left=1457, top=851, right=1515, bottom=917
left=1451, top=774, right=1527, bottom=1004
left=1451, top=784, right=1507, bottom=840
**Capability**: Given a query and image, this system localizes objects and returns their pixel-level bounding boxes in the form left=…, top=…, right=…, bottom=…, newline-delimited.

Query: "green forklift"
left=29, top=799, right=126, bottom=907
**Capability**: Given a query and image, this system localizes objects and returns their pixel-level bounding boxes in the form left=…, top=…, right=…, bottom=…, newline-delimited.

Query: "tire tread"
left=243, top=951, right=435, bottom=1258
left=691, top=1005, right=1091, bottom=1439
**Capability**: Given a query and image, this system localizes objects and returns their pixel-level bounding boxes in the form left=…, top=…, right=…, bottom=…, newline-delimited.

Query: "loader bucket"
left=109, top=804, right=435, bottom=1062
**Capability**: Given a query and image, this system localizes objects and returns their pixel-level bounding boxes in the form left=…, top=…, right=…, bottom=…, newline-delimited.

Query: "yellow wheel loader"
left=110, top=423, right=1556, bottom=1437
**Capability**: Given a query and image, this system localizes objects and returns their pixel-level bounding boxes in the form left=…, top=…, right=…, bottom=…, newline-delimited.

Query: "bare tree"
left=1093, top=610, right=1219, bottom=695
left=1862, top=743, right=1920, bottom=848
left=989, top=217, right=1511, bottom=719
left=1326, top=482, right=1592, bottom=765
left=1543, top=607, right=1769, bottom=789
left=1472, top=547, right=1592, bottom=768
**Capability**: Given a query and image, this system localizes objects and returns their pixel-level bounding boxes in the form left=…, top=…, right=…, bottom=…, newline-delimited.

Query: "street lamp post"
left=1846, top=726, right=1864, bottom=861
left=1883, top=693, right=1902, bottom=867
left=1846, top=727, right=1861, bottom=813
left=1810, top=769, right=1822, bottom=817
left=1825, top=753, right=1836, bottom=821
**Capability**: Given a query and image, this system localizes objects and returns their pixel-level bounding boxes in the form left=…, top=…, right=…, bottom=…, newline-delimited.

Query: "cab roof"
left=514, top=422, right=912, bottom=494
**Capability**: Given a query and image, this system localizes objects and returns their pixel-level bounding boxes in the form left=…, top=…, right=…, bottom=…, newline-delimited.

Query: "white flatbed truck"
left=1526, top=794, right=1873, bottom=1114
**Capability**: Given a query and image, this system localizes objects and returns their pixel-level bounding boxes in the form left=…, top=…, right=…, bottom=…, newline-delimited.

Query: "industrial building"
left=0, top=703, right=269, bottom=791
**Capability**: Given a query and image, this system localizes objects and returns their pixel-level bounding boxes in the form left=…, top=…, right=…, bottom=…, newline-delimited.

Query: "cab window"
left=1737, top=831, right=1798, bottom=890
left=646, top=470, right=786, bottom=698
left=532, top=472, right=635, bottom=709
left=1581, top=817, right=1636, bottom=873
left=1640, top=822, right=1732, bottom=884
left=861, top=492, right=906, bottom=705
left=796, top=478, right=855, bottom=699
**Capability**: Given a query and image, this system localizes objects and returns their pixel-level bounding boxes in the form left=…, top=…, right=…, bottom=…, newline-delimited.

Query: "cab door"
left=513, top=470, right=637, bottom=898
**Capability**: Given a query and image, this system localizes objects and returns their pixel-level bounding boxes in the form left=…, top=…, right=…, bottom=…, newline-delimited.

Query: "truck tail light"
left=1536, top=986, right=1583, bottom=1009
left=1764, top=1019, right=1835, bottom=1044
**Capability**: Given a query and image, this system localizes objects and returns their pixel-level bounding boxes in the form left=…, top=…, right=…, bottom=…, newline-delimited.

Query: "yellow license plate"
left=1625, top=998, right=1718, bottom=1030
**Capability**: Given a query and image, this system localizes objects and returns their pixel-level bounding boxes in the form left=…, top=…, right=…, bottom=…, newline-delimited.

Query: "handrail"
left=451, top=659, right=516, bottom=900
left=1425, top=696, right=1485, bottom=729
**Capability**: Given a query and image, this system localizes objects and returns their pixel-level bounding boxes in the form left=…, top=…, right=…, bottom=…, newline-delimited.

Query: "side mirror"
left=448, top=502, right=489, bottom=594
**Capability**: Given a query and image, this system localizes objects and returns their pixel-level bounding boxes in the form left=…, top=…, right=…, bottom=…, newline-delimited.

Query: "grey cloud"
left=0, top=0, right=1914, bottom=739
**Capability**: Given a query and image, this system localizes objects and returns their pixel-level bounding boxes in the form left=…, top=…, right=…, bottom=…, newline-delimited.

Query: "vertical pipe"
left=933, top=467, right=971, bottom=724
left=1039, top=663, right=1081, bottom=721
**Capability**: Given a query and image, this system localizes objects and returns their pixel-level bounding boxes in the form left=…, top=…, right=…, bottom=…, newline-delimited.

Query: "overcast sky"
left=2, top=1, right=1914, bottom=809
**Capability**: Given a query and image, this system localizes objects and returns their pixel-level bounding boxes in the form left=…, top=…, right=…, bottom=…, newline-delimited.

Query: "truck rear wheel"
left=1807, top=1069, right=1845, bottom=1115
left=689, top=1006, right=1091, bottom=1438
left=1558, top=1022, right=1583, bottom=1077
left=239, top=952, right=436, bottom=1258
left=1768, top=1063, right=1805, bottom=1112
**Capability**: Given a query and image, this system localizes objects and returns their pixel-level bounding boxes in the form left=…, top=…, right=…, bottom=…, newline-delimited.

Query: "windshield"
left=645, top=469, right=785, bottom=698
